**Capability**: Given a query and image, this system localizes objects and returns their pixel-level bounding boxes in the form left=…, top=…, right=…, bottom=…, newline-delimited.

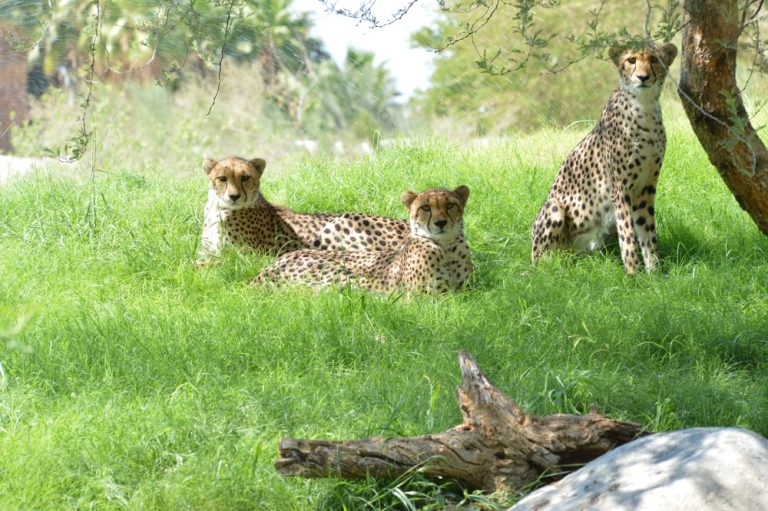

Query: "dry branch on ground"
left=275, top=351, right=647, bottom=492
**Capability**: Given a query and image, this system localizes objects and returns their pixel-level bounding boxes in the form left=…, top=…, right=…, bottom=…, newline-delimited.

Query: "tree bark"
left=275, top=351, right=646, bottom=492
left=678, top=0, right=768, bottom=235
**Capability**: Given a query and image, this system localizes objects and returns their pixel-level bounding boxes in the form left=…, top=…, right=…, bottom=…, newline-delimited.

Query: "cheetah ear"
left=249, top=158, right=266, bottom=175
left=401, top=191, right=418, bottom=209
left=660, top=43, right=677, bottom=66
left=608, top=46, right=625, bottom=67
left=203, top=158, right=218, bottom=175
left=453, top=185, right=470, bottom=206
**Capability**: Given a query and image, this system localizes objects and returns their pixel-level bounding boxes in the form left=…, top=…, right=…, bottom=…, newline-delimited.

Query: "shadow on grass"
left=660, top=219, right=768, bottom=269
left=317, top=472, right=513, bottom=511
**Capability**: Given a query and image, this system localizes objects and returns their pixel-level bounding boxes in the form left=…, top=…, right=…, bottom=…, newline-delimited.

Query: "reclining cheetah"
left=199, top=156, right=408, bottom=260
left=253, top=186, right=472, bottom=294
left=531, top=43, right=678, bottom=274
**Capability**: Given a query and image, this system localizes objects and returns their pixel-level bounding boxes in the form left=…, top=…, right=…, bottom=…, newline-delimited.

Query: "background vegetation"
left=3, top=0, right=767, bottom=157
left=411, top=0, right=768, bottom=136
left=1, top=0, right=403, bottom=160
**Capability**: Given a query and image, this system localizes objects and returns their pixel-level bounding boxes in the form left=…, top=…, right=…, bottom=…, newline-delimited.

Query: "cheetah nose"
left=434, top=219, right=448, bottom=229
left=229, top=193, right=241, bottom=202
left=638, top=74, right=650, bottom=83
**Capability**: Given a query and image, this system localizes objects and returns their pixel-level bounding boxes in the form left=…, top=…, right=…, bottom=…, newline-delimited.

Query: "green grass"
left=1, top=116, right=767, bottom=509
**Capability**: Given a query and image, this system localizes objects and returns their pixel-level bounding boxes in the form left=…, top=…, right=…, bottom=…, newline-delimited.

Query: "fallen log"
left=275, top=351, right=647, bottom=492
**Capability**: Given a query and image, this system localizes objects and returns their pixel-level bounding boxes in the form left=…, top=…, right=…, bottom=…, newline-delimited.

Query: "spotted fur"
left=531, top=44, right=678, bottom=274
left=198, top=157, right=409, bottom=260
left=253, top=186, right=472, bottom=294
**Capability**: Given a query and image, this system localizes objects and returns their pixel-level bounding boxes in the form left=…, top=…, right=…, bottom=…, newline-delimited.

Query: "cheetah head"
left=203, top=156, right=266, bottom=210
left=609, top=43, right=677, bottom=95
left=401, top=186, right=470, bottom=243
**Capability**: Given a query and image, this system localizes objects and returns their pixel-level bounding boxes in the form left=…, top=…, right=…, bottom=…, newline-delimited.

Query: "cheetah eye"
left=217, top=176, right=227, bottom=182
left=627, top=57, right=636, bottom=64
left=241, top=175, right=251, bottom=182
left=650, top=56, right=659, bottom=63
left=446, top=203, right=457, bottom=210
left=420, top=205, right=431, bottom=212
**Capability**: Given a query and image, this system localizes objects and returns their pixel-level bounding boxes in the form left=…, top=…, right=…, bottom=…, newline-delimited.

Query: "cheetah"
left=531, top=43, right=678, bottom=274
left=253, top=186, right=472, bottom=294
left=198, top=156, right=409, bottom=260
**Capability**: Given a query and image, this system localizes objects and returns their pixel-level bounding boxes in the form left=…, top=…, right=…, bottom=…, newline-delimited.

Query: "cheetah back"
left=254, top=236, right=471, bottom=294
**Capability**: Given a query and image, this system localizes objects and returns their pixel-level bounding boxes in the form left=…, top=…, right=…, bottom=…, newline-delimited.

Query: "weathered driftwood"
left=275, top=351, right=647, bottom=492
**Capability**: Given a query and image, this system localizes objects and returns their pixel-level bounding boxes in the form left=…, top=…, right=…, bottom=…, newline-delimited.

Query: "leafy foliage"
left=410, top=0, right=768, bottom=135
left=305, top=49, right=403, bottom=140
left=4, top=0, right=313, bottom=82
left=1, top=0, right=405, bottom=160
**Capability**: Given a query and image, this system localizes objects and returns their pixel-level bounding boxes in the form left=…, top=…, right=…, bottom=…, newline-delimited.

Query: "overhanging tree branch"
left=318, top=0, right=420, bottom=28
left=207, top=0, right=237, bottom=116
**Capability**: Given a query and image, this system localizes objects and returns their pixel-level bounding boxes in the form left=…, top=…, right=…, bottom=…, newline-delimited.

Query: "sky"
left=290, top=0, right=438, bottom=101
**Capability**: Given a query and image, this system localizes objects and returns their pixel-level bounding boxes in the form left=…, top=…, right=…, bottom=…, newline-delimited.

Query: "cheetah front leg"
left=631, top=186, right=659, bottom=272
left=613, top=190, right=641, bottom=274
left=531, top=200, right=567, bottom=265
left=197, top=195, right=223, bottom=265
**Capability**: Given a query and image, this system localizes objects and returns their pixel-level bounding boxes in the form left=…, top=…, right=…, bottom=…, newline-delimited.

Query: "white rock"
left=0, top=155, right=48, bottom=186
left=294, top=139, right=318, bottom=153
left=509, top=427, right=768, bottom=511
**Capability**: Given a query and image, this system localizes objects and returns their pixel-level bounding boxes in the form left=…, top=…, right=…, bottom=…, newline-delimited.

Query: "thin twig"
left=82, top=1, right=98, bottom=138
left=6, top=0, right=54, bottom=53
left=319, top=0, right=420, bottom=28
left=207, top=0, right=236, bottom=116
left=740, top=0, right=765, bottom=32
left=441, top=0, right=500, bottom=51
left=57, top=0, right=99, bottom=164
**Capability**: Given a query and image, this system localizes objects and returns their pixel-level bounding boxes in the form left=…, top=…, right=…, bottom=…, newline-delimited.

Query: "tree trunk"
left=275, top=351, right=646, bottom=492
left=0, top=25, right=29, bottom=154
left=678, top=0, right=768, bottom=235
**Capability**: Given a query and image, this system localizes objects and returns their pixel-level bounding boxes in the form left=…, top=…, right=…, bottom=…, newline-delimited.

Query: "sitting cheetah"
left=531, top=43, right=678, bottom=274
left=253, top=186, right=472, bottom=294
left=198, top=156, right=409, bottom=260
